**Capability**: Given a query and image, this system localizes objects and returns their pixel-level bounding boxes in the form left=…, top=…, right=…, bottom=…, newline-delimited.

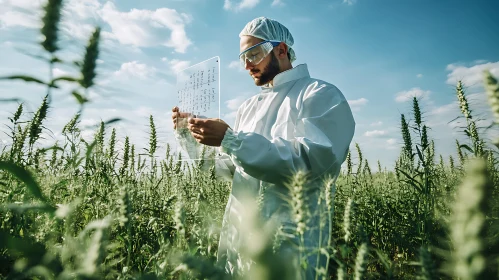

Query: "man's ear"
left=277, top=42, right=288, bottom=59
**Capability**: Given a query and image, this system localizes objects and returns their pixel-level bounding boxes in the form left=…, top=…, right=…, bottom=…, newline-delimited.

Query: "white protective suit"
left=174, top=63, right=356, bottom=279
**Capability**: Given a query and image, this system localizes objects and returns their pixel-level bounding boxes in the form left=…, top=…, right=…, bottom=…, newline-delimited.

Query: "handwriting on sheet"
left=177, top=66, right=217, bottom=117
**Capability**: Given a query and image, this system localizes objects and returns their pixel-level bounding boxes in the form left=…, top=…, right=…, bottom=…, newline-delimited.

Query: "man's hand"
left=188, top=118, right=230, bottom=146
left=172, top=106, right=191, bottom=129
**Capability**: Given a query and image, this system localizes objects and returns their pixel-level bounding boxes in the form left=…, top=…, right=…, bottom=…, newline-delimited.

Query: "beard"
left=251, top=52, right=280, bottom=86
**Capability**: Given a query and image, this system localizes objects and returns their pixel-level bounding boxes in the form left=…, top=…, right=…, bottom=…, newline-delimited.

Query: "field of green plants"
left=1, top=1, right=499, bottom=279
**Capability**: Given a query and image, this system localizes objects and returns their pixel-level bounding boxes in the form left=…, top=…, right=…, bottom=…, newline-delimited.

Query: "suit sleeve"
left=220, top=85, right=355, bottom=185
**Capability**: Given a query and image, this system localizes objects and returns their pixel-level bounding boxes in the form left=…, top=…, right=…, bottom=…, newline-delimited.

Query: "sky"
left=0, top=0, right=498, bottom=170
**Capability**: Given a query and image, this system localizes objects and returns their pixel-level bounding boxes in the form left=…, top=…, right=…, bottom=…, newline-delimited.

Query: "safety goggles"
left=239, top=40, right=281, bottom=68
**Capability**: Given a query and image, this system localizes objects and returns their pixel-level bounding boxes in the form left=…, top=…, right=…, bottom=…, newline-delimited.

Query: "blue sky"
left=0, top=0, right=498, bottom=169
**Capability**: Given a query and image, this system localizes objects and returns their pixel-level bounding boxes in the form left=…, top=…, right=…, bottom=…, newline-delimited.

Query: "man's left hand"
left=188, top=118, right=230, bottom=146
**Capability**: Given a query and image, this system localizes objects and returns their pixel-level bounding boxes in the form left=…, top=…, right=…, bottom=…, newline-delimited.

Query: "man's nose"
left=244, top=59, right=254, bottom=70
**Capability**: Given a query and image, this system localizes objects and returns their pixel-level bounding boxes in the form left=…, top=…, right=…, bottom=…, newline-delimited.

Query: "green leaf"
left=0, top=161, right=48, bottom=203
left=39, top=145, right=64, bottom=154
left=459, top=144, right=474, bottom=154
left=72, top=90, right=89, bottom=105
left=50, top=57, right=63, bottom=64
left=85, top=140, right=97, bottom=160
left=395, top=168, right=423, bottom=193
left=50, top=76, right=78, bottom=86
left=415, top=145, right=424, bottom=163
left=104, top=118, right=122, bottom=125
left=0, top=229, right=51, bottom=269
left=0, top=98, right=23, bottom=103
left=1, top=203, right=56, bottom=214
left=0, top=75, right=58, bottom=88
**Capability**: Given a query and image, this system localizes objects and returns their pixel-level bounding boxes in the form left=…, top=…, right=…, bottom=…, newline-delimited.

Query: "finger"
left=190, top=126, right=206, bottom=135
left=188, top=117, right=206, bottom=125
left=188, top=122, right=200, bottom=132
left=191, top=132, right=204, bottom=141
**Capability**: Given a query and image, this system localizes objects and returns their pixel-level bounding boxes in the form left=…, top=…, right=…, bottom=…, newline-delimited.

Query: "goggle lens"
left=239, top=41, right=280, bottom=67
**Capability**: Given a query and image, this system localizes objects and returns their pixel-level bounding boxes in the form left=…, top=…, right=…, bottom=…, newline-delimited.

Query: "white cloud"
left=167, top=59, right=191, bottom=74
left=61, top=20, right=95, bottom=40
left=64, top=0, right=101, bottom=19
left=2, top=0, right=43, bottom=9
left=417, top=74, right=423, bottom=78
left=343, top=0, right=357, bottom=5
left=134, top=106, right=155, bottom=118
left=427, top=92, right=492, bottom=128
left=114, top=61, right=157, bottom=80
left=228, top=60, right=245, bottom=72
left=364, top=130, right=386, bottom=137
left=223, top=94, right=251, bottom=125
left=446, top=61, right=499, bottom=88
left=97, top=2, right=193, bottom=53
left=224, top=0, right=260, bottom=11
left=370, top=121, right=383, bottom=126
left=225, top=96, right=248, bottom=111
left=1, top=0, right=193, bottom=54
left=348, top=97, right=368, bottom=106
left=0, top=10, right=40, bottom=29
left=386, top=138, right=397, bottom=145
left=53, top=68, right=70, bottom=78
left=0, top=0, right=43, bottom=29
left=348, top=98, right=368, bottom=112
left=228, top=60, right=240, bottom=69
left=271, top=0, right=285, bottom=7
left=395, top=87, right=431, bottom=103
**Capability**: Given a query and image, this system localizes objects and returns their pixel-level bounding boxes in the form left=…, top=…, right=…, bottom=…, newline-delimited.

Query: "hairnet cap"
left=239, top=17, right=296, bottom=63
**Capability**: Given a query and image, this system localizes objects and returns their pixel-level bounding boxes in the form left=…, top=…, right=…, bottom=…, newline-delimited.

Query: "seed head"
left=354, top=243, right=368, bottom=280
left=148, top=115, right=157, bottom=157
left=80, top=27, right=101, bottom=89
left=346, top=149, right=352, bottom=175
left=40, top=0, right=63, bottom=53
left=413, top=96, right=422, bottom=127
left=401, top=114, right=413, bottom=159
left=29, top=94, right=49, bottom=147
left=456, top=81, right=472, bottom=120
left=355, top=143, right=363, bottom=175
left=483, top=70, right=499, bottom=125
left=450, top=158, right=494, bottom=279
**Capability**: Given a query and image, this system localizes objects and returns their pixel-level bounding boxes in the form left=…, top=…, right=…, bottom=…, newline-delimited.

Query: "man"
left=172, top=17, right=355, bottom=279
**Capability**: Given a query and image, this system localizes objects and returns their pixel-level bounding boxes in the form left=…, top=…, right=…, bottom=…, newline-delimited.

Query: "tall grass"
left=0, top=2, right=498, bottom=279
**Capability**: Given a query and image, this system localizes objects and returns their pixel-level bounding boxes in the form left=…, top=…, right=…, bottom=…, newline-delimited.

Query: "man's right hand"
left=172, top=106, right=191, bottom=129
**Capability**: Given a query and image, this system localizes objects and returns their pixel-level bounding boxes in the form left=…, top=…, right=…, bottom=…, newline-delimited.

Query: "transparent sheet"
left=174, top=56, right=220, bottom=162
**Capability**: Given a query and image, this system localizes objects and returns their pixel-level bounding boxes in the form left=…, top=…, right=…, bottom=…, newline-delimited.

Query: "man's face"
left=240, top=35, right=281, bottom=86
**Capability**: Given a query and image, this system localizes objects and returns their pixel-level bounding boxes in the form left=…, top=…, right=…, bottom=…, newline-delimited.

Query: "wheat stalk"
left=401, top=113, right=413, bottom=161
left=355, top=143, right=363, bottom=175
left=148, top=115, right=157, bottom=157
left=120, top=136, right=130, bottom=177
left=450, top=158, right=494, bottom=279
left=40, top=0, right=63, bottom=54
left=79, top=27, right=100, bottom=89
left=354, top=243, right=368, bottom=280
left=346, top=149, right=352, bottom=175
left=28, top=94, right=49, bottom=149
left=343, top=198, right=354, bottom=244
